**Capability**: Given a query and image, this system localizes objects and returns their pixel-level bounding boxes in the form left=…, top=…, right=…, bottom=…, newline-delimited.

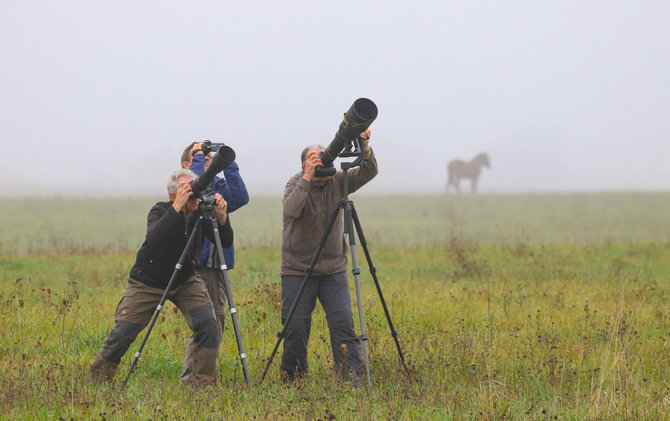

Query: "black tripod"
left=122, top=200, right=251, bottom=387
left=260, top=153, right=407, bottom=386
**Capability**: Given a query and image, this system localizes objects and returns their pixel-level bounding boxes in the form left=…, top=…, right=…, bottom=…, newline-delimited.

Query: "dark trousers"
left=181, top=267, right=227, bottom=383
left=280, top=272, right=362, bottom=380
left=91, top=276, right=220, bottom=386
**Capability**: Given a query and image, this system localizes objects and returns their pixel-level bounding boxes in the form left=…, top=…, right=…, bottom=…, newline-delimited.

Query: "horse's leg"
left=447, top=168, right=453, bottom=193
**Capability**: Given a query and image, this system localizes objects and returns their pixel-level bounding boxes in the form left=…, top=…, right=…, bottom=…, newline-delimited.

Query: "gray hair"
left=167, top=168, right=197, bottom=195
left=301, top=144, right=325, bottom=165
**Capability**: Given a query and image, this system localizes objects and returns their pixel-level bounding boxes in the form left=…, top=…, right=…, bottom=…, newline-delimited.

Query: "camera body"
left=198, top=140, right=226, bottom=156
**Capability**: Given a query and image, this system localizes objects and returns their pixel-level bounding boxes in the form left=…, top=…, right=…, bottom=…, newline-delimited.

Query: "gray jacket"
left=281, top=150, right=378, bottom=276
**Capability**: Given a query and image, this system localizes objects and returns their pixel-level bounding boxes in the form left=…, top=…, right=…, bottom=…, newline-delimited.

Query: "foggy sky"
left=1, top=1, right=669, bottom=197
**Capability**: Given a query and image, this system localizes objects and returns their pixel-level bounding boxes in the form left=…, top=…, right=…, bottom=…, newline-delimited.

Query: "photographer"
left=179, top=141, right=248, bottom=383
left=91, top=168, right=233, bottom=387
left=280, top=129, right=377, bottom=383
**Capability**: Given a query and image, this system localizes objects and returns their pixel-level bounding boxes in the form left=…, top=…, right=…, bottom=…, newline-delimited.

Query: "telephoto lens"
left=190, top=145, right=236, bottom=195
left=314, top=98, right=377, bottom=177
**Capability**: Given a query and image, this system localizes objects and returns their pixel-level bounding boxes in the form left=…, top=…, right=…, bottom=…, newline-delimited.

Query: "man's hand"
left=172, top=181, right=194, bottom=213
left=190, top=143, right=203, bottom=156
left=302, top=149, right=324, bottom=182
left=213, top=193, right=228, bottom=224
left=359, top=129, right=372, bottom=158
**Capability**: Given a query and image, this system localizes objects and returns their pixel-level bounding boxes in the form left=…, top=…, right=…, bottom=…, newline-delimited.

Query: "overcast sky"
left=1, top=1, right=669, bottom=197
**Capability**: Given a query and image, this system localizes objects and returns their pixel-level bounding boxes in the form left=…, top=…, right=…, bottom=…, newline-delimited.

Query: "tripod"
left=122, top=202, right=251, bottom=387
left=260, top=155, right=407, bottom=386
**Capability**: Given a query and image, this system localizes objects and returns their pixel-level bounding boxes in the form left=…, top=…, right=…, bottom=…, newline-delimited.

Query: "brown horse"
left=447, top=153, right=490, bottom=193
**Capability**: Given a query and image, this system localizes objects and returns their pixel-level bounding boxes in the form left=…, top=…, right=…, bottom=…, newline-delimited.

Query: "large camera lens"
left=313, top=98, right=377, bottom=177
left=190, top=146, right=236, bottom=195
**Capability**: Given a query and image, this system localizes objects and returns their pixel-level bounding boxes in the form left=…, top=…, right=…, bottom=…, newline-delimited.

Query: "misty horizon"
left=2, top=1, right=669, bottom=197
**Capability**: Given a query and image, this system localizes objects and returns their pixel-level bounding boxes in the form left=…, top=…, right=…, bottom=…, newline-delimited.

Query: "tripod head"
left=338, top=137, right=368, bottom=171
left=198, top=184, right=217, bottom=212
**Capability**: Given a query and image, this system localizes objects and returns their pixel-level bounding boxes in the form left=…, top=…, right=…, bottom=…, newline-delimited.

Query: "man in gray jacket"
left=280, top=129, right=377, bottom=382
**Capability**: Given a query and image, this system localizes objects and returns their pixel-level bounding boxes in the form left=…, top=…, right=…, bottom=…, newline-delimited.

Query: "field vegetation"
left=0, top=193, right=668, bottom=419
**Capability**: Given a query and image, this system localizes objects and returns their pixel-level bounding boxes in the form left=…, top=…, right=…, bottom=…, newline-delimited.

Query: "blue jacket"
left=190, top=153, right=248, bottom=269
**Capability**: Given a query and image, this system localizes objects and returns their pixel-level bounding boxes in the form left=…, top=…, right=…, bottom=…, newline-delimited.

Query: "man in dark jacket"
left=179, top=141, right=249, bottom=383
left=280, top=129, right=377, bottom=382
left=91, top=168, right=233, bottom=387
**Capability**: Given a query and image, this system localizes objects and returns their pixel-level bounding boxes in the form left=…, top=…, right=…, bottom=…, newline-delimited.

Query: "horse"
left=447, top=153, right=490, bottom=193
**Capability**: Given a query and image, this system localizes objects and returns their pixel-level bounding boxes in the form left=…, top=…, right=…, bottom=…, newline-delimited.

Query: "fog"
left=1, top=1, right=669, bottom=197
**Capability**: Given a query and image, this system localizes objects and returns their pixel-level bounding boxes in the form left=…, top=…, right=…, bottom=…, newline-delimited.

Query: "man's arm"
left=216, top=216, right=234, bottom=248
left=283, top=174, right=311, bottom=219
left=345, top=147, right=378, bottom=194
left=188, top=152, right=208, bottom=176
left=201, top=213, right=234, bottom=249
left=221, top=161, right=249, bottom=212
left=145, top=204, right=182, bottom=247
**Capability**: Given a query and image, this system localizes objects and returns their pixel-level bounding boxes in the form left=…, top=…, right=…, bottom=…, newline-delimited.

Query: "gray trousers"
left=91, top=276, right=220, bottom=386
left=280, top=271, right=362, bottom=380
left=181, top=267, right=227, bottom=384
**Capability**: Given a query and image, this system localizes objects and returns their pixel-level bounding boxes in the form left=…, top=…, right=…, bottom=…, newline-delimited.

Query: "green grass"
left=0, top=193, right=669, bottom=419
left=3, top=192, right=670, bottom=254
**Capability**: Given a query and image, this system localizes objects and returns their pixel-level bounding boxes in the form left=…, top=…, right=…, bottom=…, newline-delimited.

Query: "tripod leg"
left=351, top=206, right=408, bottom=371
left=211, top=217, right=251, bottom=386
left=344, top=202, right=373, bottom=386
left=259, top=202, right=343, bottom=384
left=122, top=218, right=203, bottom=387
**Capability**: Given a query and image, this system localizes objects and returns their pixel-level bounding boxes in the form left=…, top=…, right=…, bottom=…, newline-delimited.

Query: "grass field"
left=0, top=193, right=668, bottom=419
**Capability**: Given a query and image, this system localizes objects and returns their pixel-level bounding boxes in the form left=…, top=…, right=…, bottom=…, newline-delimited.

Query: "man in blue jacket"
left=91, top=168, right=233, bottom=387
left=179, top=141, right=249, bottom=383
